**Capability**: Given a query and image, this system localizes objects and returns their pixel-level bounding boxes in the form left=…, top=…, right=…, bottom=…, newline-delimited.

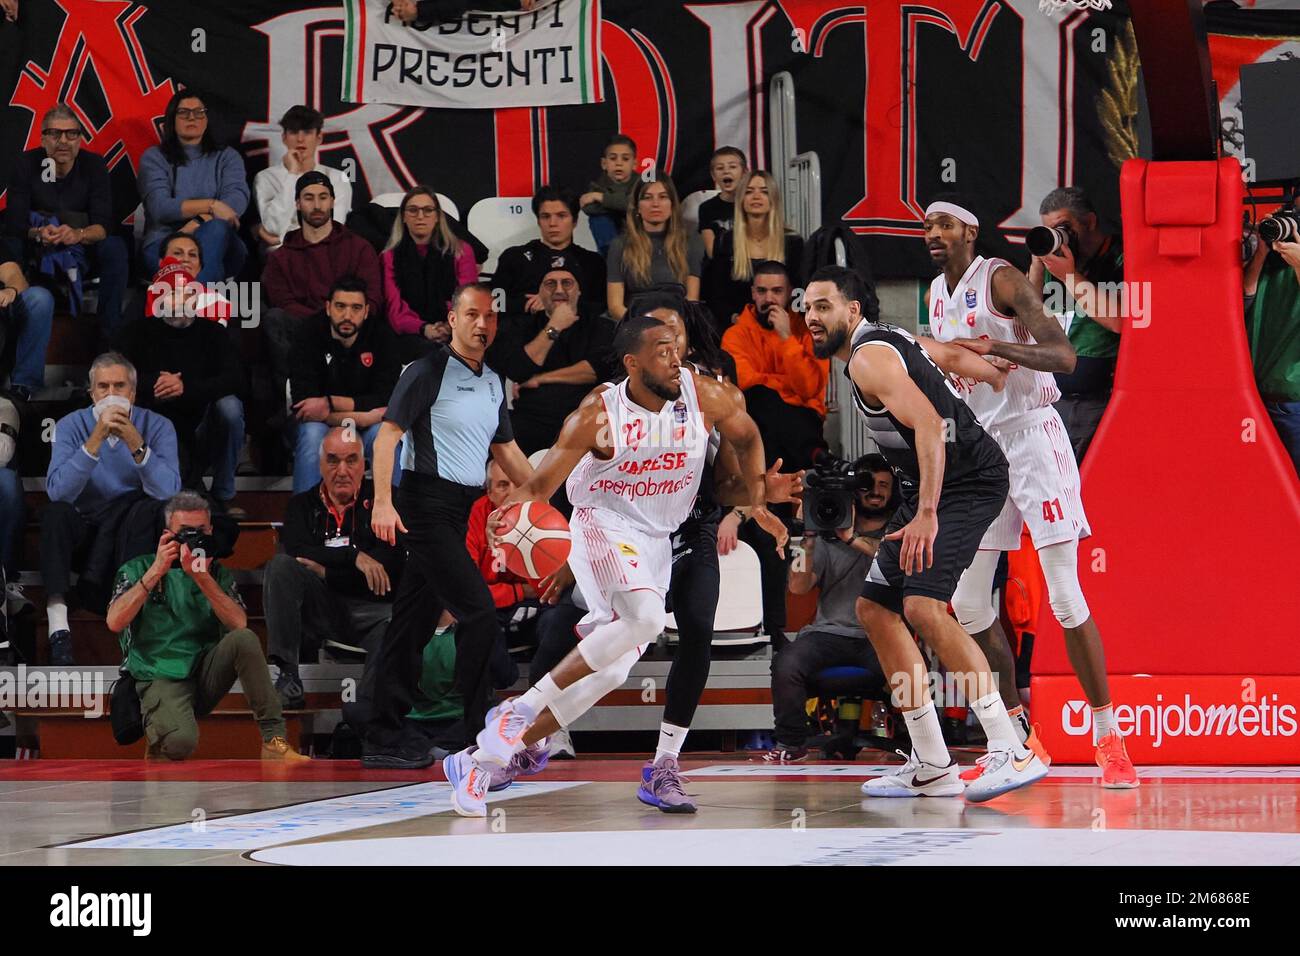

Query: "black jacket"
left=289, top=313, right=400, bottom=410
left=494, top=239, right=608, bottom=314
left=280, top=479, right=404, bottom=600
left=4, top=148, right=112, bottom=238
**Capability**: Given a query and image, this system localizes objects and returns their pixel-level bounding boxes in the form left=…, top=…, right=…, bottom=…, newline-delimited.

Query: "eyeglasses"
left=175, top=108, right=208, bottom=120
left=404, top=205, right=438, bottom=217
left=541, top=278, right=576, bottom=291
left=41, top=129, right=82, bottom=142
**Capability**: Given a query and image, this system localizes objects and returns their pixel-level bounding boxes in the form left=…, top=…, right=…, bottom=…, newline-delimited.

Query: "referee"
left=359, top=283, right=533, bottom=769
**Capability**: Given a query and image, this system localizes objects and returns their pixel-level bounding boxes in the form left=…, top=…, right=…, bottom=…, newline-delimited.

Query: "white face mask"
left=92, top=394, right=132, bottom=447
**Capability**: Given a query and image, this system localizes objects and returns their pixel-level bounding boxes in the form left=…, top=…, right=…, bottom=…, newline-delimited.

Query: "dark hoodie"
left=262, top=222, right=383, bottom=319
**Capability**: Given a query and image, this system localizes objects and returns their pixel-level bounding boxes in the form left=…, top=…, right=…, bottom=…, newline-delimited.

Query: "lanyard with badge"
left=321, top=487, right=355, bottom=549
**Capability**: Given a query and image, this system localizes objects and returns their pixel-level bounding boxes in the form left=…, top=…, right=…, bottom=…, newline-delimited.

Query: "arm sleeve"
left=3, top=154, right=32, bottom=239
left=382, top=251, right=425, bottom=335
left=253, top=168, right=277, bottom=233
left=602, top=179, right=630, bottom=214
left=454, top=242, right=479, bottom=289
left=86, top=154, right=113, bottom=231
left=605, top=237, right=625, bottom=285
left=722, top=325, right=785, bottom=393
left=45, top=414, right=96, bottom=503
left=491, top=386, right=513, bottom=444
left=289, top=322, right=325, bottom=403
left=354, top=240, right=384, bottom=317
left=138, top=414, right=183, bottom=499
left=494, top=247, right=529, bottom=314
left=261, top=250, right=291, bottom=311
left=383, top=357, right=441, bottom=431
left=489, top=324, right=544, bottom=383
left=137, top=149, right=184, bottom=226
left=215, top=148, right=250, bottom=216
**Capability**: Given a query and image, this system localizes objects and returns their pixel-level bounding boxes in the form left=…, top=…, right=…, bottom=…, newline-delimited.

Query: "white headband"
left=924, top=201, right=979, bottom=227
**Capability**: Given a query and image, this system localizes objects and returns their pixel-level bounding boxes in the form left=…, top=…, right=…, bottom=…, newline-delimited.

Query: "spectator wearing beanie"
left=494, top=185, right=606, bottom=316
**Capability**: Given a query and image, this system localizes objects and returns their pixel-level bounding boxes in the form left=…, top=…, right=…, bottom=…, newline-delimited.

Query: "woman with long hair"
left=705, top=170, right=804, bottom=328
left=137, top=90, right=249, bottom=283
left=605, top=173, right=705, bottom=320
left=381, top=185, right=479, bottom=360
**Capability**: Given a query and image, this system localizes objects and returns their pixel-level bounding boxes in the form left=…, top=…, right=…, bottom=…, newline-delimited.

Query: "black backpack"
left=800, top=222, right=881, bottom=323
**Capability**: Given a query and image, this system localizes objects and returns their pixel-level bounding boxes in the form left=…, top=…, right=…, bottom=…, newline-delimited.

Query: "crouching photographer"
left=764, top=454, right=897, bottom=761
left=107, top=490, right=309, bottom=762
left=1244, top=192, right=1300, bottom=477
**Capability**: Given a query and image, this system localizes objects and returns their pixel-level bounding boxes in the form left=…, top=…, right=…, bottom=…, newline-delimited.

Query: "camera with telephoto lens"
left=1259, top=210, right=1300, bottom=245
left=172, top=527, right=209, bottom=555
left=800, top=452, right=872, bottom=538
left=1025, top=223, right=1079, bottom=259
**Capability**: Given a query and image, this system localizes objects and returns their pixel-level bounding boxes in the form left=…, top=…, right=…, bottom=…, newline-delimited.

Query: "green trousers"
left=138, top=629, right=285, bottom=759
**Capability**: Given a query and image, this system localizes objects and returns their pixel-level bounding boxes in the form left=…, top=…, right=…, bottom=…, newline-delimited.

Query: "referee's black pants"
left=664, top=517, right=721, bottom=729
left=358, top=472, right=501, bottom=751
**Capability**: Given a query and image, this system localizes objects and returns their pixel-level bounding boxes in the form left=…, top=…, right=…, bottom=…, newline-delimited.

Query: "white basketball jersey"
left=927, top=255, right=1061, bottom=431
left=567, top=371, right=710, bottom=536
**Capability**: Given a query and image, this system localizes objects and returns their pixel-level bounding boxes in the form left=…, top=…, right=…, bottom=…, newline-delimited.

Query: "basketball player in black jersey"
left=805, top=265, right=1048, bottom=801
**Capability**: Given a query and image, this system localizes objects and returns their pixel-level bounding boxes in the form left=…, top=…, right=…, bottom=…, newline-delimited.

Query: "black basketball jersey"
left=845, top=320, right=1006, bottom=490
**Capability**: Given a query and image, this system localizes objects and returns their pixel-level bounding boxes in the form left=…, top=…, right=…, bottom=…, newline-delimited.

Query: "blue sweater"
left=137, top=143, right=249, bottom=251
left=46, top=406, right=182, bottom=521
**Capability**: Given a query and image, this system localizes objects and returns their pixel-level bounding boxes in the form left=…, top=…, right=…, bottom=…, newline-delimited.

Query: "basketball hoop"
left=1038, top=0, right=1112, bottom=16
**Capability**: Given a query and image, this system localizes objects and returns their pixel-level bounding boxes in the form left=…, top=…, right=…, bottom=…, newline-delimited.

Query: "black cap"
left=295, top=170, right=334, bottom=199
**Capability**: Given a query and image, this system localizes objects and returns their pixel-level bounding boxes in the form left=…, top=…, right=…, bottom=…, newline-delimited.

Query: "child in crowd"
left=698, top=146, right=748, bottom=258
left=580, top=134, right=638, bottom=256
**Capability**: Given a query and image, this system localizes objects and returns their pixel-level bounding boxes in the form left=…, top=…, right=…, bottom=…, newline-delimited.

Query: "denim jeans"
left=143, top=218, right=247, bottom=284
left=0, top=466, right=22, bottom=577
left=6, top=286, right=54, bottom=391
left=587, top=213, right=619, bottom=257
left=188, top=395, right=245, bottom=502
left=88, top=236, right=130, bottom=336
left=1266, top=401, right=1300, bottom=479
left=292, top=419, right=384, bottom=494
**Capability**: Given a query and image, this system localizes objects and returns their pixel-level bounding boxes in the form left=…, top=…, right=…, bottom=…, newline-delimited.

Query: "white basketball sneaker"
left=861, top=751, right=965, bottom=798
left=474, top=700, right=537, bottom=767
left=962, top=747, right=1050, bottom=803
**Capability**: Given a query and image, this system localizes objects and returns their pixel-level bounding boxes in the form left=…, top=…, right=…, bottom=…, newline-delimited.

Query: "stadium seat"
left=665, top=539, right=762, bottom=641
left=468, top=196, right=539, bottom=275
left=680, top=188, right=719, bottom=233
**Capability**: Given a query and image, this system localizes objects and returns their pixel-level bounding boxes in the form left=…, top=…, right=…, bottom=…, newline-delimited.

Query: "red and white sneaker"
left=961, top=724, right=1052, bottom=781
left=1096, top=731, right=1140, bottom=789
left=474, top=700, right=537, bottom=767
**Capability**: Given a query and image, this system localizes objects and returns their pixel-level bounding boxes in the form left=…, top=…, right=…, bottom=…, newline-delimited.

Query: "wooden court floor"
left=2, top=757, right=1298, bottom=866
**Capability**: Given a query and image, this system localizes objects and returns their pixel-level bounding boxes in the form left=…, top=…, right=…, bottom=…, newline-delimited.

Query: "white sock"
left=972, top=692, right=1028, bottom=757
left=1007, top=705, right=1031, bottom=745
left=516, top=674, right=561, bottom=716
left=1092, top=704, right=1118, bottom=744
left=903, top=702, right=950, bottom=767
left=47, top=600, right=69, bottom=634
left=655, top=722, right=689, bottom=763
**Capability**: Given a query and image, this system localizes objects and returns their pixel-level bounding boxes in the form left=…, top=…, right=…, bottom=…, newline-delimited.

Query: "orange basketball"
left=494, top=501, right=572, bottom=580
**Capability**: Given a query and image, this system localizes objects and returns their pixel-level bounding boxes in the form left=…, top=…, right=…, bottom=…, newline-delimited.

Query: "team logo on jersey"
left=360, top=352, right=374, bottom=367
left=966, top=313, right=977, bottom=327
left=965, top=289, right=977, bottom=309
left=673, top=401, right=688, bottom=441
left=617, top=543, right=638, bottom=557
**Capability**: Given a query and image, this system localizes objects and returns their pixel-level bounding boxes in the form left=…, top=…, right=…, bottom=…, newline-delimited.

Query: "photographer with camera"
left=106, top=490, right=309, bottom=762
left=1027, top=186, right=1123, bottom=463
left=763, top=454, right=896, bottom=762
left=1244, top=191, right=1300, bottom=477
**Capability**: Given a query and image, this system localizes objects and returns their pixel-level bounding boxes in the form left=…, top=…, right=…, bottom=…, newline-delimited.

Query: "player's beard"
left=642, top=368, right=682, bottom=401
left=812, top=324, right=847, bottom=360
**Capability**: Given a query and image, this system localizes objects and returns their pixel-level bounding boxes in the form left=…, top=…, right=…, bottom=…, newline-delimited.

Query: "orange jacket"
left=721, top=304, right=828, bottom=417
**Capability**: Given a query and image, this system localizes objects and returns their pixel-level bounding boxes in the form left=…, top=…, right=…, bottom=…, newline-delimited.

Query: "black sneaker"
left=361, top=747, right=435, bottom=770
left=275, top=670, right=306, bottom=710
left=48, top=629, right=74, bottom=667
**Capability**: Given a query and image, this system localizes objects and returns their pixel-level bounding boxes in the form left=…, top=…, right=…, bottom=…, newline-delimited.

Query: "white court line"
left=682, top=764, right=1300, bottom=779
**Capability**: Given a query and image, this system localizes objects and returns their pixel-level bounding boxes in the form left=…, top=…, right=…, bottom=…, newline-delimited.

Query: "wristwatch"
left=132, top=442, right=148, bottom=464
left=544, top=326, right=560, bottom=341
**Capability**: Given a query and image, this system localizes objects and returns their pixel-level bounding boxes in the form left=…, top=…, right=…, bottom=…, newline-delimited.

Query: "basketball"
left=493, top=501, right=572, bottom=580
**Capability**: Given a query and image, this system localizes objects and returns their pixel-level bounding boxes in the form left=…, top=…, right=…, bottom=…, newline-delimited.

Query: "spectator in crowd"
left=137, top=90, right=249, bottom=282
left=494, top=185, right=607, bottom=316
left=42, top=353, right=182, bottom=665
left=380, top=185, right=477, bottom=363
left=142, top=232, right=234, bottom=328
left=0, top=394, right=19, bottom=586
left=289, top=276, right=400, bottom=493
left=606, top=173, right=704, bottom=320
left=721, top=260, right=827, bottom=470
left=580, top=134, right=638, bottom=255
left=107, top=490, right=309, bottom=762
left=118, top=240, right=245, bottom=515
left=698, top=146, right=748, bottom=258
left=0, top=258, right=54, bottom=403
left=253, top=105, right=353, bottom=256
left=706, top=171, right=804, bottom=328
left=766, top=456, right=895, bottom=761
left=487, top=266, right=615, bottom=454
left=264, top=426, right=404, bottom=709
left=3, top=105, right=129, bottom=337
left=1244, top=196, right=1300, bottom=477
left=263, top=171, right=382, bottom=403
left=1029, top=186, right=1123, bottom=462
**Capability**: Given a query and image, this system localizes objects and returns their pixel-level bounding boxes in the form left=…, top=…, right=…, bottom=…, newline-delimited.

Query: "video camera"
left=798, top=451, right=874, bottom=538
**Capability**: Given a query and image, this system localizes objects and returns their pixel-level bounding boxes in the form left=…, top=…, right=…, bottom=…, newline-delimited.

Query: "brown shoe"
left=261, top=736, right=311, bottom=763
left=144, top=741, right=162, bottom=761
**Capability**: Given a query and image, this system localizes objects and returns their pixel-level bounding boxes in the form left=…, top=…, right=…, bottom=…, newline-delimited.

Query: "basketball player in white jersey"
left=921, top=197, right=1138, bottom=788
left=442, top=314, right=786, bottom=816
